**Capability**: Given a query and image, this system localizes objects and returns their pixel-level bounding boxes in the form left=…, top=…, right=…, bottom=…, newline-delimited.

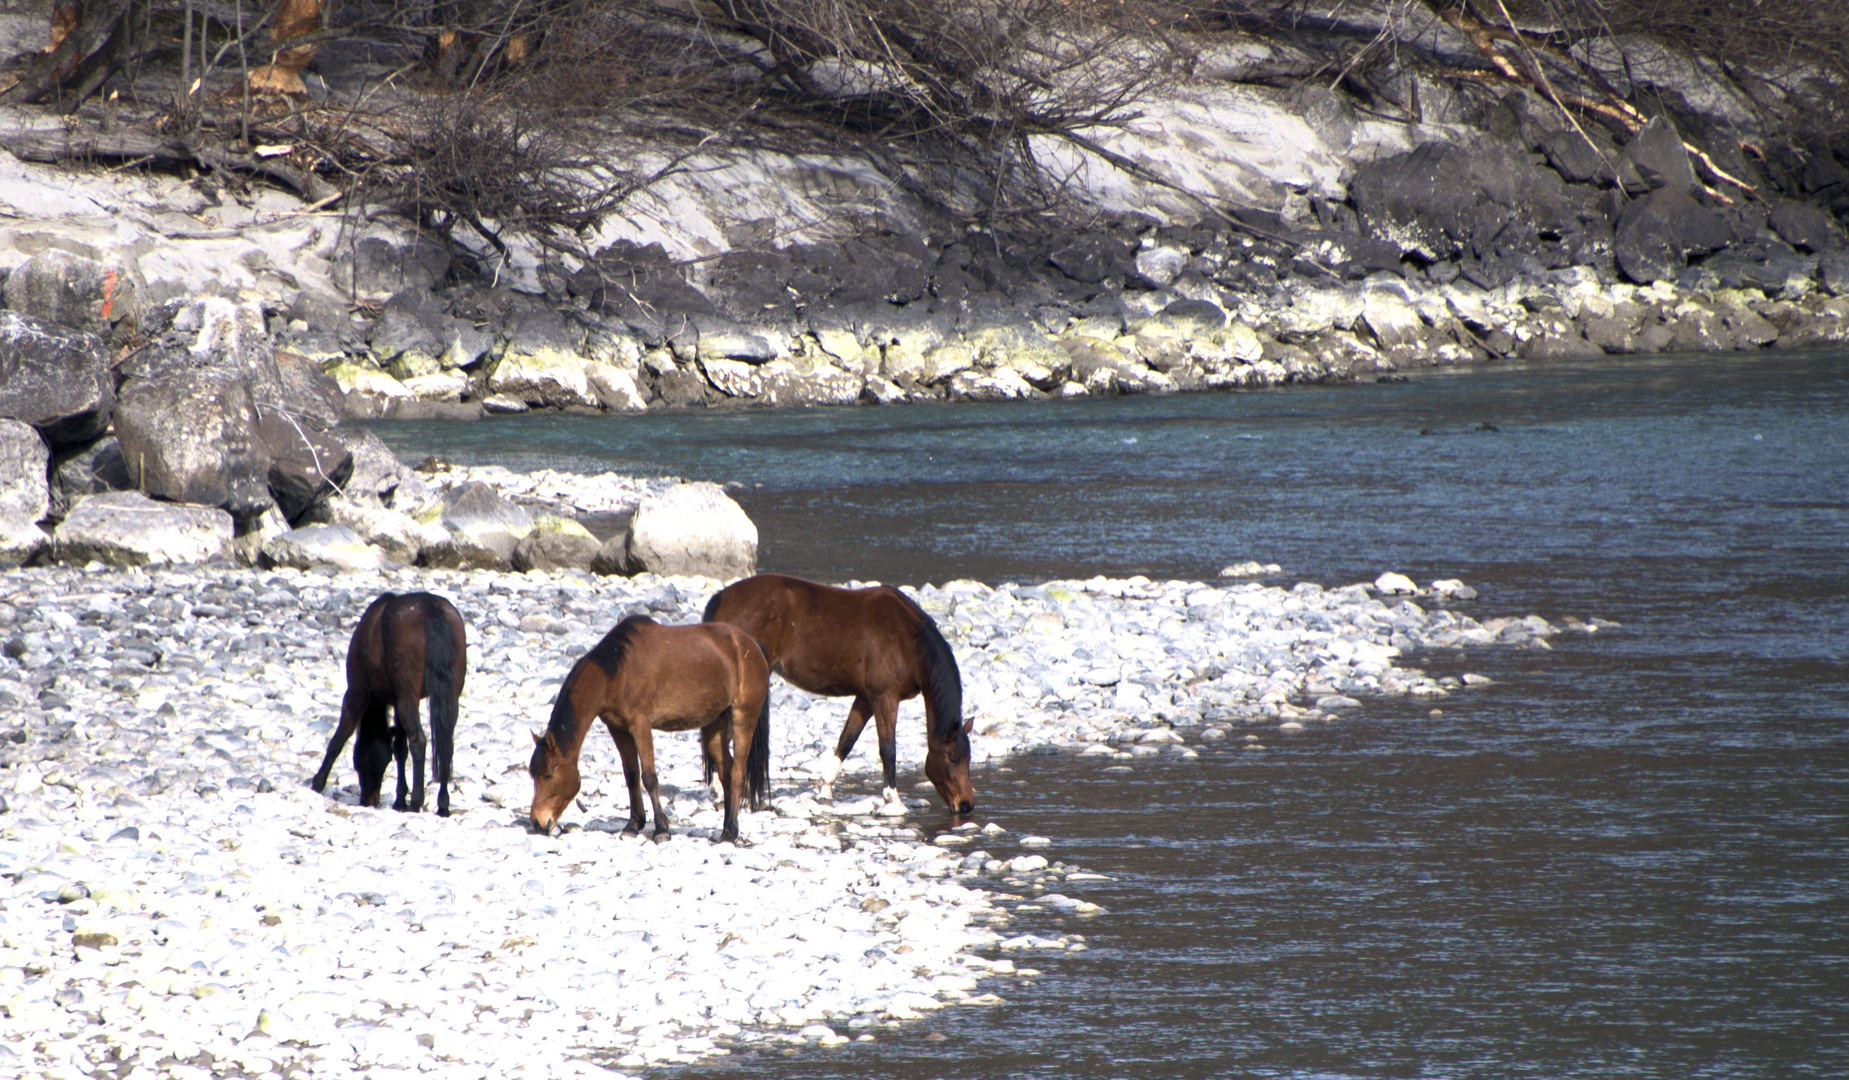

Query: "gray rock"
left=2, top=248, right=141, bottom=342
left=0, top=310, right=115, bottom=449
left=261, top=524, right=392, bottom=571
left=1613, top=187, right=1731, bottom=284
left=0, top=419, right=50, bottom=522
left=1768, top=201, right=1843, bottom=254
left=1821, top=250, right=1849, bottom=297
left=48, top=436, right=133, bottom=520
left=115, top=368, right=274, bottom=516
left=253, top=409, right=355, bottom=522
left=331, top=234, right=451, bottom=300
left=0, top=511, right=49, bottom=567
left=625, top=482, right=757, bottom=579
left=50, top=491, right=234, bottom=566
left=324, top=426, right=405, bottom=504
left=513, top=518, right=603, bottom=573
left=1615, top=116, right=1696, bottom=194
left=428, top=481, right=533, bottom=565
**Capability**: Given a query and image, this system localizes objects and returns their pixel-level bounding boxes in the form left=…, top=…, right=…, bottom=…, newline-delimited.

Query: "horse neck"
left=551, top=672, right=603, bottom=758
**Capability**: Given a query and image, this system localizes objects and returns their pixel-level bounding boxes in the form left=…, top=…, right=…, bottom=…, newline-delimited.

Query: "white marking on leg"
left=815, top=752, right=842, bottom=801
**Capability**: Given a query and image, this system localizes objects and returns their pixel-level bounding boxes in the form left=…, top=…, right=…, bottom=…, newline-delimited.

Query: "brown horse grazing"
left=528, top=616, right=770, bottom=843
left=311, top=592, right=467, bottom=815
left=702, top=572, right=974, bottom=815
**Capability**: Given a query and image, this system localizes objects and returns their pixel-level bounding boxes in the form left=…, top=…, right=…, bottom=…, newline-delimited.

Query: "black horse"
left=310, top=592, right=467, bottom=815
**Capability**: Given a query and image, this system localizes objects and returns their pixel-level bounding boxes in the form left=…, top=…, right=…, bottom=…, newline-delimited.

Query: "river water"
left=367, top=350, right=1849, bottom=1079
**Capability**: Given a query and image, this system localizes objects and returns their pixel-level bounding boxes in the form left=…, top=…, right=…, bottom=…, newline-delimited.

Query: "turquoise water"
left=367, top=350, right=1849, bottom=1078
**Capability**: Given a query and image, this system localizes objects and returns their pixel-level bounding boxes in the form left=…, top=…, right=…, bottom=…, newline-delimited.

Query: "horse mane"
left=546, top=615, right=653, bottom=745
left=899, top=594, right=963, bottom=743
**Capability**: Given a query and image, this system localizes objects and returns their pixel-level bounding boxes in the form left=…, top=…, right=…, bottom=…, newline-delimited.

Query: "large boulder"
left=0, top=419, right=50, bottom=523
left=1, top=248, right=142, bottom=341
left=115, top=368, right=274, bottom=516
left=254, top=411, right=354, bottom=522
left=262, top=524, right=394, bottom=572
left=624, top=482, right=757, bottom=579
left=300, top=496, right=447, bottom=564
left=0, top=311, right=115, bottom=449
left=1613, top=187, right=1732, bottom=284
left=50, top=491, right=234, bottom=566
left=512, top=515, right=603, bottom=572
left=416, top=481, right=534, bottom=568
left=1350, top=141, right=1575, bottom=264
left=272, top=349, right=349, bottom=431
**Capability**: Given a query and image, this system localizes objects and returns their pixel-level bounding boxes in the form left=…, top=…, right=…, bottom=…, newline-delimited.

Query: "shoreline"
left=0, top=545, right=1595, bottom=1076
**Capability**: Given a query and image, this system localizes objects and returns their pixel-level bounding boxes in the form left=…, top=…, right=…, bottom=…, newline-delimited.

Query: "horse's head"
left=527, top=730, right=580, bottom=835
left=924, top=717, right=976, bottom=816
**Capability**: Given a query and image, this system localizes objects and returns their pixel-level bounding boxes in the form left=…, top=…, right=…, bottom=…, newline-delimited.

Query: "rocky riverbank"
left=0, top=542, right=1595, bottom=1078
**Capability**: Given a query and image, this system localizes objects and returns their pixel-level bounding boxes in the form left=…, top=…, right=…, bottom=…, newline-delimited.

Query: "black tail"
left=701, top=587, right=725, bottom=623
left=746, top=638, right=771, bottom=810
left=423, top=602, right=461, bottom=814
left=915, top=612, right=964, bottom=743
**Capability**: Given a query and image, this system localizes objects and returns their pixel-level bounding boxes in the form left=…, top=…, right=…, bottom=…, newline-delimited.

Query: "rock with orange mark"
left=1, top=248, right=141, bottom=343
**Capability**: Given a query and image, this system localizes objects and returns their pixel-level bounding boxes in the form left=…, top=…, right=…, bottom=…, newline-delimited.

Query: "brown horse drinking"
left=702, top=573, right=974, bottom=815
left=528, top=615, right=770, bottom=843
left=311, top=592, right=467, bottom=815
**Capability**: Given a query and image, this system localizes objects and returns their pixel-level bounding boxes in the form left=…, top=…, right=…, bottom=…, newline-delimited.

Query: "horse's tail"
left=913, top=608, right=964, bottom=743
left=423, top=603, right=460, bottom=790
left=746, top=638, right=771, bottom=810
left=700, top=586, right=726, bottom=624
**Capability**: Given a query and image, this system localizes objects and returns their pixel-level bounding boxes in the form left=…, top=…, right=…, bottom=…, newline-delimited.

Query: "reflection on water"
left=368, top=351, right=1849, bottom=1078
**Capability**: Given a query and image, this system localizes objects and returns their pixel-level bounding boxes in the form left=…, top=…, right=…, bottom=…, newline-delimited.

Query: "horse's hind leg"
left=608, top=722, right=648, bottom=836
left=310, top=688, right=364, bottom=793
left=819, top=694, right=873, bottom=801
left=394, top=691, right=428, bottom=812
left=702, top=720, right=738, bottom=842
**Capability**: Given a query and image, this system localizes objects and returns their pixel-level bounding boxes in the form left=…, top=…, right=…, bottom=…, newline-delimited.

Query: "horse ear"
left=961, top=717, right=974, bottom=736
left=531, top=730, right=543, bottom=746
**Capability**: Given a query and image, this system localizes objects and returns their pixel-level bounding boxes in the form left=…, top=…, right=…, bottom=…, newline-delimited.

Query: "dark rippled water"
left=368, top=350, right=1849, bottom=1079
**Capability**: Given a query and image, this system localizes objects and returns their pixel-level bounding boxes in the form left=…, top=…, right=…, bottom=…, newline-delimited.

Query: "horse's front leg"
left=396, top=692, right=428, bottom=812
left=873, top=694, right=901, bottom=804
left=608, top=722, right=648, bottom=836
left=819, top=695, right=873, bottom=801
left=633, top=726, right=672, bottom=842
left=311, top=688, right=364, bottom=792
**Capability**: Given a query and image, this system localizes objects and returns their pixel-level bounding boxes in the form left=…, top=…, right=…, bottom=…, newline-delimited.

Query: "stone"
left=1, top=248, right=141, bottom=341
left=625, top=482, right=758, bottom=579
left=423, top=481, right=534, bottom=566
left=1767, top=201, right=1842, bottom=254
left=0, top=512, right=49, bottom=566
left=1613, top=187, right=1731, bottom=285
left=1615, top=116, right=1696, bottom=193
left=49, top=491, right=234, bottom=566
left=331, top=234, right=451, bottom=300
left=262, top=524, right=393, bottom=571
left=0, top=310, right=115, bottom=449
left=115, top=368, right=274, bottom=516
left=298, top=497, right=437, bottom=564
left=512, top=516, right=603, bottom=572
left=47, top=436, right=133, bottom=520
left=1374, top=571, right=1419, bottom=595
left=586, top=365, right=648, bottom=411
left=0, top=419, right=50, bottom=523
left=253, top=411, right=355, bottom=522
left=487, top=350, right=598, bottom=410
